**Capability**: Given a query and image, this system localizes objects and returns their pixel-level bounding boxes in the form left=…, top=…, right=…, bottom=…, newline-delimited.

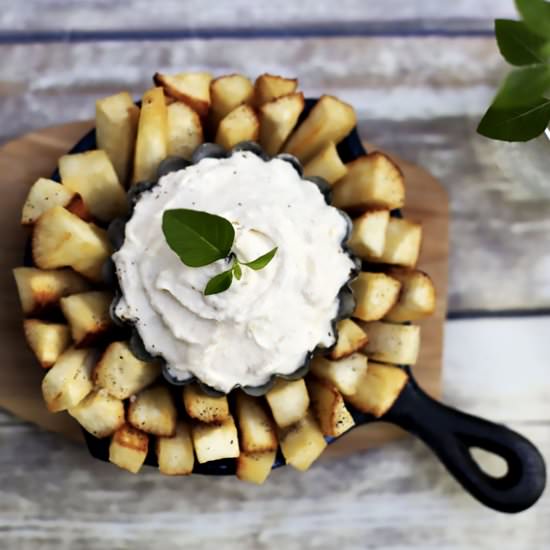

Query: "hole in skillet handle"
left=383, top=369, right=546, bottom=514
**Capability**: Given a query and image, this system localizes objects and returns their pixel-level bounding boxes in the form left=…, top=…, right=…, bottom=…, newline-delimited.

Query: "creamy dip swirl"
left=113, top=152, right=355, bottom=392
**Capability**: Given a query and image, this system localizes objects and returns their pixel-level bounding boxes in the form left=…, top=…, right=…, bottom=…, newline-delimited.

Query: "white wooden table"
left=1, top=2, right=549, bottom=548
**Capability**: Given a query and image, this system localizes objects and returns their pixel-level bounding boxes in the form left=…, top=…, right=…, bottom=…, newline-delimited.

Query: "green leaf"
left=493, top=65, right=550, bottom=108
left=233, top=261, right=242, bottom=280
left=204, top=269, right=233, bottom=295
left=162, top=209, right=235, bottom=267
left=495, top=19, right=550, bottom=65
left=243, top=247, right=278, bottom=270
left=516, top=0, right=550, bottom=39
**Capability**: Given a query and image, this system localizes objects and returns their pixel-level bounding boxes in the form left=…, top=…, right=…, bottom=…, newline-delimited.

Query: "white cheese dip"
left=113, top=152, right=354, bottom=392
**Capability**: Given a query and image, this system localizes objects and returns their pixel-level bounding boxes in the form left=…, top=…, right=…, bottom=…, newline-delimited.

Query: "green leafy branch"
left=478, top=0, right=550, bottom=141
left=162, top=208, right=277, bottom=296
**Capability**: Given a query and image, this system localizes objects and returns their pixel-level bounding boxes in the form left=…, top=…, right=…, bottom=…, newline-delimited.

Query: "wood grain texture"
left=0, top=122, right=448, bottom=451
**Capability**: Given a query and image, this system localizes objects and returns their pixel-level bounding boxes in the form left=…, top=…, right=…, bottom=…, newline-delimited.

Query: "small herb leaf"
left=233, top=261, right=242, bottom=280
left=204, top=269, right=233, bottom=295
left=243, top=247, right=278, bottom=270
left=162, top=209, right=235, bottom=267
left=495, top=19, right=550, bottom=66
left=516, top=0, right=550, bottom=39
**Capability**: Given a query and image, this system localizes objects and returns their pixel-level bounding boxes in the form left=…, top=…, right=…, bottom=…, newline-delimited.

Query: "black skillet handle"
left=384, top=374, right=546, bottom=513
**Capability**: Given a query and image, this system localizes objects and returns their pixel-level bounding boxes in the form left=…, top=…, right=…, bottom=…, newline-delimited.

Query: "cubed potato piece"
left=346, top=362, right=408, bottom=417
left=23, top=319, right=71, bottom=368
left=348, top=208, right=390, bottom=259
left=21, top=178, right=76, bottom=225
left=265, top=379, right=310, bottom=429
left=307, top=377, right=355, bottom=437
left=330, top=319, right=368, bottom=360
left=13, top=267, right=90, bottom=315
left=133, top=87, right=168, bottom=184
left=209, top=74, right=254, bottom=129
left=94, top=341, right=160, bottom=399
left=154, top=71, right=212, bottom=117
left=192, top=415, right=240, bottom=464
left=95, top=91, right=139, bottom=185
left=258, top=92, right=304, bottom=155
left=60, top=291, right=113, bottom=347
left=332, top=153, right=405, bottom=211
left=351, top=272, right=401, bottom=322
left=156, top=421, right=195, bottom=476
left=59, top=150, right=127, bottom=222
left=128, top=386, right=177, bottom=437
left=302, top=141, right=348, bottom=184
left=109, top=424, right=149, bottom=474
left=283, top=95, right=356, bottom=163
left=235, top=392, right=277, bottom=453
left=41, top=347, right=95, bottom=412
left=361, top=322, right=420, bottom=365
left=236, top=451, right=276, bottom=484
left=215, top=104, right=259, bottom=150
left=369, top=218, right=423, bottom=268
left=183, top=384, right=229, bottom=423
left=166, top=101, right=204, bottom=160
left=385, top=268, right=436, bottom=322
left=65, top=194, right=92, bottom=221
left=309, top=353, right=368, bottom=396
left=68, top=389, right=125, bottom=438
left=254, top=73, right=298, bottom=106
left=32, top=206, right=111, bottom=282
left=279, top=411, right=327, bottom=471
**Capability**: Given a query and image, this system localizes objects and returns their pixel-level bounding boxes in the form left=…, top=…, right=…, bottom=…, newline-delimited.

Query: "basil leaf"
left=233, top=261, right=242, bottom=280
left=495, top=19, right=550, bottom=66
left=204, top=269, right=233, bottom=295
left=516, top=0, right=550, bottom=39
left=162, top=209, right=235, bottom=267
left=243, top=247, right=278, bottom=270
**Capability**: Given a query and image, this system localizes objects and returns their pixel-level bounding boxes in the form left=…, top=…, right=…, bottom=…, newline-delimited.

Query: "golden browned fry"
left=346, top=362, right=408, bottom=417
left=332, top=152, right=405, bottom=211
left=330, top=319, right=368, bottom=360
left=385, top=268, right=436, bottom=322
left=94, top=341, right=160, bottom=400
left=236, top=450, right=276, bottom=484
left=154, top=71, right=212, bottom=117
left=109, top=423, right=149, bottom=474
left=361, top=322, right=420, bottom=365
left=265, top=378, right=310, bottom=429
left=347, top=208, right=390, bottom=259
left=351, top=272, right=402, bottom=322
left=128, top=385, right=177, bottom=437
left=307, top=377, right=355, bottom=437
left=302, top=141, right=348, bottom=184
left=215, top=104, right=259, bottom=150
left=283, top=95, right=356, bottom=163
left=279, top=410, right=327, bottom=471
left=21, top=178, right=76, bottom=225
left=166, top=101, right=204, bottom=160
left=183, top=383, right=229, bottom=423
left=309, top=353, right=368, bottom=396
left=369, top=218, right=422, bottom=268
left=133, top=87, right=168, bottom=184
left=258, top=92, right=304, bottom=155
left=235, top=391, right=278, bottom=453
left=192, top=415, right=240, bottom=464
left=41, top=347, right=95, bottom=412
left=32, top=206, right=111, bottom=282
left=60, top=291, right=113, bottom=347
left=254, top=73, right=298, bottom=106
left=13, top=267, right=90, bottom=316
left=156, top=421, right=195, bottom=476
left=209, top=74, right=254, bottom=129
left=23, top=319, right=71, bottom=368
left=95, top=91, right=140, bottom=185
left=68, top=389, right=125, bottom=438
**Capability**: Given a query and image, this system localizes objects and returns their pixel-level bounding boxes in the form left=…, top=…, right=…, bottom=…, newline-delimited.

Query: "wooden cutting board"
left=0, top=121, right=449, bottom=458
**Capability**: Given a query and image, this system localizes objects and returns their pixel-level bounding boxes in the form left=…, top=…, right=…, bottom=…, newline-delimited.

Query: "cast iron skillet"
left=52, top=99, right=545, bottom=514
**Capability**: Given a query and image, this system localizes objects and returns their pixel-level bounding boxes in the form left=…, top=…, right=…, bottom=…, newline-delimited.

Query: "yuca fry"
left=133, top=87, right=168, bottom=184
left=283, top=95, right=356, bottom=163
left=346, top=362, right=408, bottom=417
left=21, top=178, right=76, bottom=225
left=369, top=218, right=422, bottom=268
left=258, top=92, right=304, bottom=155
left=154, top=71, right=212, bottom=117
left=167, top=101, right=204, bottom=160
left=95, top=91, right=139, bottom=185
left=302, top=141, right=348, bottom=184
left=351, top=272, right=402, bottom=322
left=347, top=208, right=390, bottom=259
left=307, top=376, right=355, bottom=437
left=192, top=415, right=240, bottom=464
left=23, top=319, right=71, bottom=368
left=235, top=391, right=277, bottom=453
left=128, top=385, right=177, bottom=437
left=361, top=322, right=420, bottom=365
left=183, top=383, right=229, bottom=423
left=309, top=353, right=368, bottom=396
left=236, top=450, right=276, bottom=484
left=215, top=104, right=259, bottom=150
left=157, top=421, right=195, bottom=476
left=254, top=73, right=297, bottom=106
left=265, top=378, right=310, bottom=429
left=109, top=423, right=149, bottom=474
left=209, top=74, right=254, bottom=129
left=330, top=319, right=368, bottom=360
left=385, top=268, right=436, bottom=322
